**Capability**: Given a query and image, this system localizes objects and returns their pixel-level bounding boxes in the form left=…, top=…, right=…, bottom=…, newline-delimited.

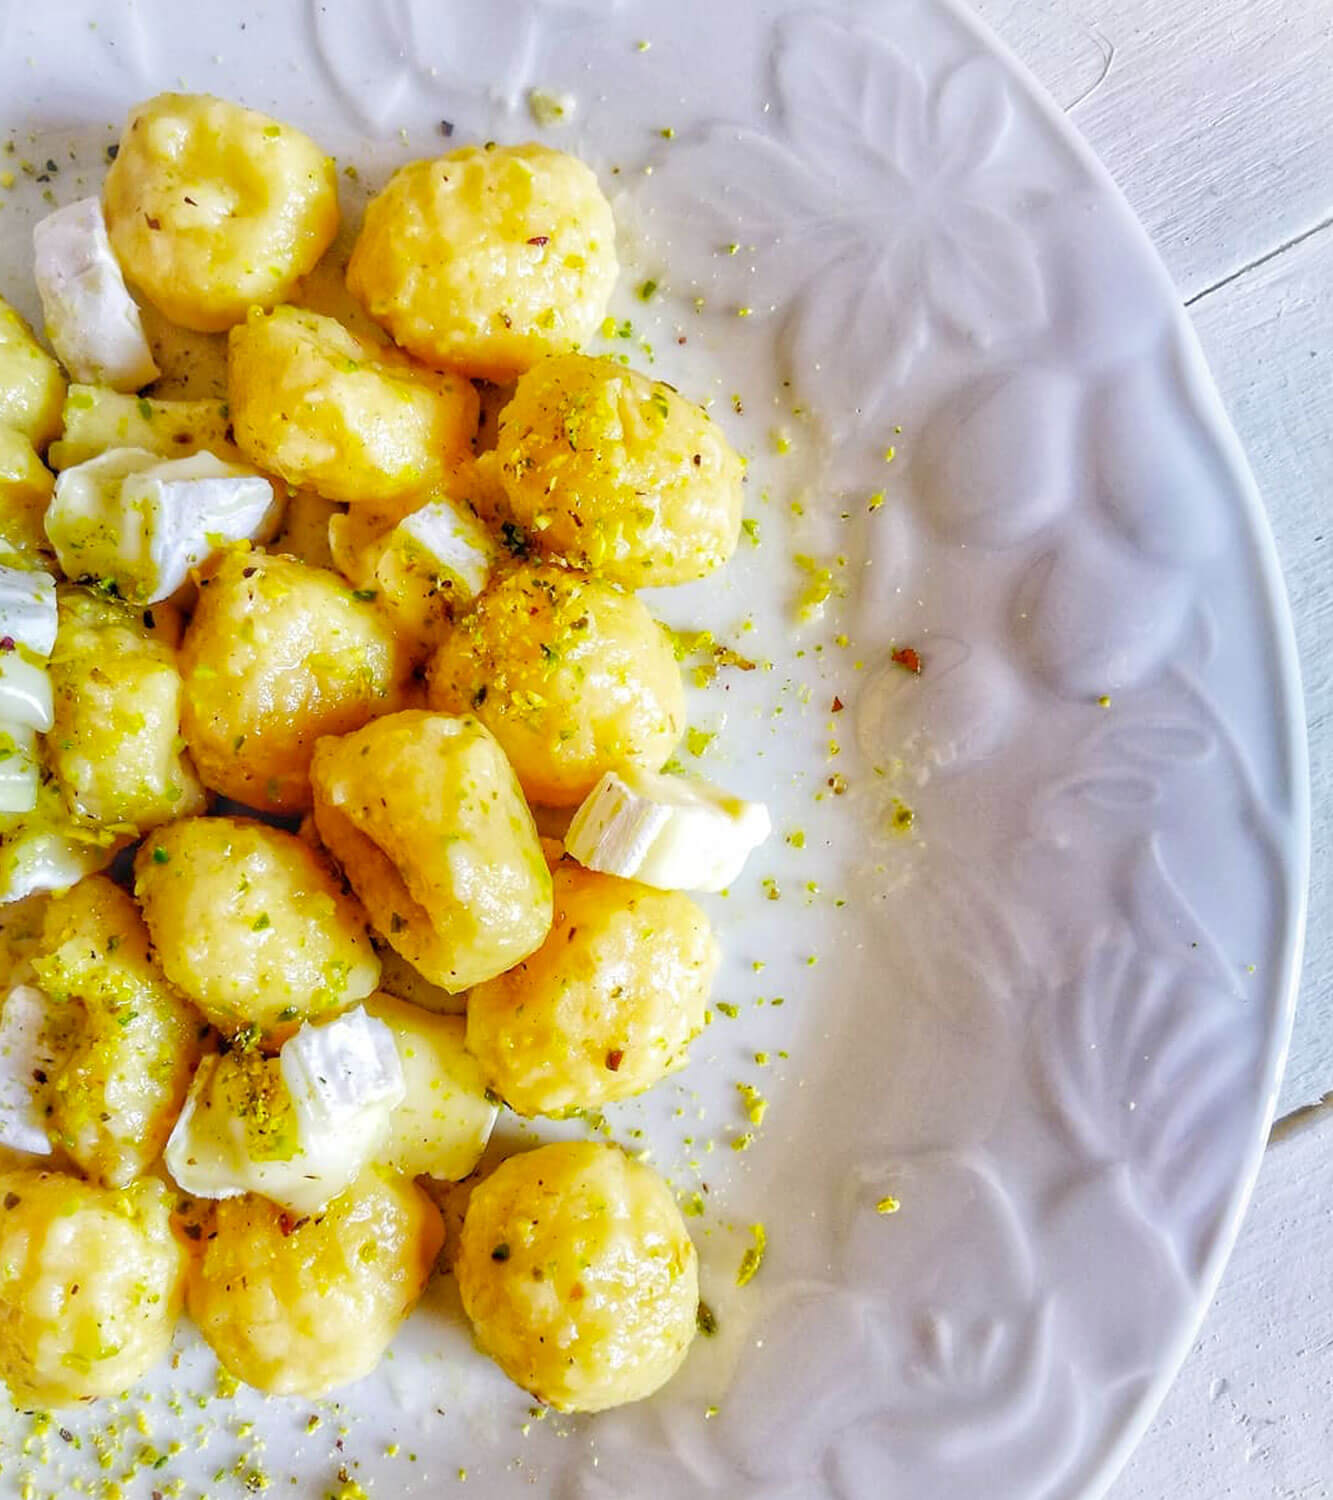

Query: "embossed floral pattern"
left=634, top=13, right=1046, bottom=434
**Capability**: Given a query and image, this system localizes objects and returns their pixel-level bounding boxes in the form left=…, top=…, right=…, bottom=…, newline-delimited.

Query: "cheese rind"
left=0, top=984, right=58, bottom=1155
left=565, top=766, right=772, bottom=892
left=47, top=447, right=277, bottom=603
left=32, top=197, right=159, bottom=391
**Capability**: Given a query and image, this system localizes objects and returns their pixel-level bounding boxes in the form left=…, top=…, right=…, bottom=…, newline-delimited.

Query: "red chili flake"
left=0, top=637, right=13, bottom=652
left=242, top=566, right=257, bottom=578
left=278, top=1212, right=309, bottom=1237
left=526, top=235, right=550, bottom=246
left=145, top=213, right=161, bottom=230
left=891, top=646, right=923, bottom=675
left=677, top=335, right=687, bottom=345
left=605, top=1048, right=625, bottom=1072
left=831, top=696, right=844, bottom=713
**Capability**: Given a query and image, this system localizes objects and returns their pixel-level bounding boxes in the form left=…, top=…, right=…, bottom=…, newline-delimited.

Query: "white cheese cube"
left=32, top=197, right=159, bottom=391
left=280, top=1005, right=405, bottom=1129
left=0, top=984, right=58, bottom=1155
left=0, top=726, right=38, bottom=816
left=0, top=654, right=54, bottom=733
left=391, top=497, right=495, bottom=602
left=565, top=766, right=772, bottom=892
left=47, top=447, right=278, bottom=604
left=0, top=828, right=110, bottom=904
left=165, top=1008, right=405, bottom=1214
left=0, top=566, right=57, bottom=659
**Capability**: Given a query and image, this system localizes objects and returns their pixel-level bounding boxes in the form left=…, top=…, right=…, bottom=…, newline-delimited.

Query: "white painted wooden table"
left=968, top=1, right=1333, bottom=1493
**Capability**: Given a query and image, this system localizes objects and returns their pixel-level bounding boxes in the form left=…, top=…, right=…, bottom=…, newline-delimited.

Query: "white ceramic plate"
left=0, top=2, right=1309, bottom=1497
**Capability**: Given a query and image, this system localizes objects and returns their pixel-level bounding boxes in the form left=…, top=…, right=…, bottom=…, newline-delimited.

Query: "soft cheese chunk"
left=0, top=566, right=58, bottom=816
left=165, top=1007, right=406, bottom=1214
left=46, top=447, right=277, bottom=604
left=32, top=198, right=159, bottom=391
left=0, top=984, right=58, bottom=1155
left=565, top=766, right=771, bottom=892
left=0, top=565, right=57, bottom=658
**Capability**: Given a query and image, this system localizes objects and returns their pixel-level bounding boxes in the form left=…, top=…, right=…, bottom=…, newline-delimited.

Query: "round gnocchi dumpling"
left=346, top=144, right=618, bottom=382
left=32, top=876, right=203, bottom=1188
left=179, top=550, right=413, bottom=814
left=134, top=817, right=380, bottom=1043
left=103, top=93, right=339, bottom=332
left=492, top=354, right=745, bottom=586
left=0, top=295, right=65, bottom=451
left=228, top=305, right=479, bottom=504
left=186, top=1168, right=442, bottom=1396
left=456, top=1142, right=698, bottom=1411
left=310, top=711, right=551, bottom=991
left=466, top=862, right=716, bottom=1116
left=427, top=563, right=684, bottom=807
left=364, top=993, right=496, bottom=1179
left=0, top=1171, right=185, bottom=1406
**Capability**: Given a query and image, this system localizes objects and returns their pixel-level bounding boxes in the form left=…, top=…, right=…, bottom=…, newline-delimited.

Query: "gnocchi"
left=0, top=1170, right=185, bottom=1406
left=134, top=816, right=380, bottom=1042
left=364, top=992, right=496, bottom=1179
left=187, top=1168, right=442, bottom=1396
left=47, top=586, right=208, bottom=832
left=310, top=710, right=552, bottom=990
left=492, top=354, right=745, bottom=586
left=456, top=1142, right=699, bottom=1411
left=0, top=295, right=65, bottom=451
left=466, top=861, right=717, bottom=1116
left=228, top=304, right=479, bottom=504
left=103, top=92, right=339, bottom=332
left=0, top=424, right=55, bottom=563
left=427, top=562, right=686, bottom=806
left=347, top=144, right=618, bottom=381
left=179, top=549, right=413, bottom=813
left=31, top=876, right=203, bottom=1187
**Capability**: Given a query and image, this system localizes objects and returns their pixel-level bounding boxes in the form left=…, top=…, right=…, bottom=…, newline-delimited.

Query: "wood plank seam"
left=1185, top=213, right=1333, bottom=308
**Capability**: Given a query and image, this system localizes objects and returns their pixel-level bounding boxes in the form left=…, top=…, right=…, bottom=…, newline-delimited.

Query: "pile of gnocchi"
left=0, top=92, right=771, bottom=1417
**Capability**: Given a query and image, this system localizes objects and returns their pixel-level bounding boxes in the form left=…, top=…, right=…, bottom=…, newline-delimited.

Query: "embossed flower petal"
left=929, top=56, right=1016, bottom=180
left=914, top=368, right=1079, bottom=547
left=712, top=1285, right=890, bottom=1480
left=1091, top=341, right=1232, bottom=564
left=772, top=12, right=922, bottom=189
left=624, top=127, right=844, bottom=296
left=828, top=1356, right=1084, bottom=1500
left=308, top=0, right=420, bottom=131
left=1010, top=530, right=1192, bottom=698
left=782, top=242, right=926, bottom=435
left=838, top=1151, right=1033, bottom=1312
left=1044, top=1165, right=1191, bottom=1379
left=856, top=635, right=1022, bottom=778
left=924, top=201, right=1047, bottom=350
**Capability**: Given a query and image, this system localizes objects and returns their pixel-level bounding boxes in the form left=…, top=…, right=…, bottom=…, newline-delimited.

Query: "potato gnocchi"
left=0, top=90, right=769, bottom=1420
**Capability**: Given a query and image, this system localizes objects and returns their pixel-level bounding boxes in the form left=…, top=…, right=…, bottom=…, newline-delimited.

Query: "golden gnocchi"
left=466, top=861, right=717, bottom=1116
left=0, top=295, right=65, bottom=451
left=456, top=1142, right=698, bottom=1412
left=31, top=876, right=203, bottom=1187
left=134, top=816, right=380, bottom=1042
left=310, top=710, right=552, bottom=990
left=103, top=92, right=339, bottom=332
left=347, top=144, right=618, bottom=382
left=492, top=353, right=745, bottom=585
left=187, top=1168, right=441, bottom=1396
left=228, top=304, right=479, bottom=504
left=427, top=562, right=685, bottom=806
left=47, top=587, right=208, bottom=832
left=179, top=549, right=413, bottom=813
left=0, top=424, right=55, bottom=563
left=0, top=1171, right=185, bottom=1406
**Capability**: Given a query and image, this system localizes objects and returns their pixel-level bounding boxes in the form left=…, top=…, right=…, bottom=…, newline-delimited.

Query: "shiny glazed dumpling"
left=179, top=550, right=413, bottom=813
left=0, top=1172, right=185, bottom=1406
left=310, top=710, right=552, bottom=990
left=491, top=354, right=745, bottom=586
left=427, top=563, right=685, bottom=807
left=0, top=295, right=65, bottom=451
left=103, top=92, right=339, bottom=332
left=228, top=305, right=479, bottom=504
left=134, top=816, right=380, bottom=1043
left=186, top=1168, right=442, bottom=1396
left=47, top=588, right=208, bottom=833
left=466, top=861, right=717, bottom=1117
left=346, top=144, right=618, bottom=382
left=31, top=876, right=203, bottom=1187
left=455, top=1142, right=698, bottom=1412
